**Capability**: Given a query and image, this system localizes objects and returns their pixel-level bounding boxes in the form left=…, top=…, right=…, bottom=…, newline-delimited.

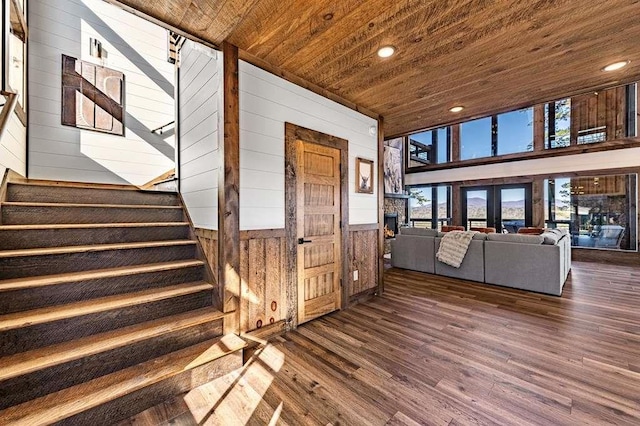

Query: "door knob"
left=298, top=238, right=312, bottom=244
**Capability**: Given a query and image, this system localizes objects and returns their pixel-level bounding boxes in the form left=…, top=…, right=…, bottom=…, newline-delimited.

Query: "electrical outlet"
left=353, top=270, right=359, bottom=281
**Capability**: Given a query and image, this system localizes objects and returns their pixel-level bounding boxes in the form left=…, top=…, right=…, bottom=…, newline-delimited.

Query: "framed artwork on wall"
left=384, top=137, right=404, bottom=195
left=356, top=157, right=374, bottom=194
left=61, top=54, right=125, bottom=136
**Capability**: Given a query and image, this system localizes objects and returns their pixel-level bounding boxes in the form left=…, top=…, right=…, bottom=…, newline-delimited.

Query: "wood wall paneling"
left=451, top=183, right=462, bottom=226
left=219, top=41, right=240, bottom=334
left=239, top=232, right=287, bottom=333
left=348, top=225, right=379, bottom=302
left=532, top=178, right=545, bottom=228
left=533, top=105, right=545, bottom=151
left=194, top=228, right=218, bottom=280
left=450, top=124, right=460, bottom=162
left=377, top=117, right=384, bottom=295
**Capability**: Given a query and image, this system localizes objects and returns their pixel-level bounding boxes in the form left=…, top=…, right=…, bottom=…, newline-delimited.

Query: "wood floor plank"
left=125, top=261, right=640, bottom=425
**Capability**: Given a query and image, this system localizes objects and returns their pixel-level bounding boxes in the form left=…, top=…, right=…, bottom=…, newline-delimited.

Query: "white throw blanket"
left=436, top=231, right=479, bottom=268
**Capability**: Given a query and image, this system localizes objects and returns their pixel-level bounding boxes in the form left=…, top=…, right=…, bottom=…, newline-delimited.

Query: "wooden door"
left=296, top=140, right=342, bottom=324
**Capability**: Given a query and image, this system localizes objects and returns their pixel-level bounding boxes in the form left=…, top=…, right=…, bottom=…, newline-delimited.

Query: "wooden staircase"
left=0, top=179, right=246, bottom=425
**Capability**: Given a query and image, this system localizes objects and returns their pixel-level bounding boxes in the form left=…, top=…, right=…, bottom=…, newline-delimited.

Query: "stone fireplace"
left=383, top=196, right=408, bottom=254
left=384, top=213, right=398, bottom=239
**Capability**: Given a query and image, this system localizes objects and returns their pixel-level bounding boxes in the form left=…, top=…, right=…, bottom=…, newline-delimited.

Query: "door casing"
left=284, top=122, right=349, bottom=328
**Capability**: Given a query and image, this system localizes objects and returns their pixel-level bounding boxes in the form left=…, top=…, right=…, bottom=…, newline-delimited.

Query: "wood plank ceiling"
left=111, top=0, right=640, bottom=137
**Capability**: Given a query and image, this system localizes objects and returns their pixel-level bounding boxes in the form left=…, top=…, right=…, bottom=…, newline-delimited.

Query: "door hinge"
left=339, top=220, right=342, bottom=229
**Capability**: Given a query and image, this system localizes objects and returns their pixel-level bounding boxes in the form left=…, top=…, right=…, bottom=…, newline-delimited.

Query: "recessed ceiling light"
left=602, top=60, right=630, bottom=72
left=449, top=106, right=464, bottom=113
left=377, top=46, right=395, bottom=58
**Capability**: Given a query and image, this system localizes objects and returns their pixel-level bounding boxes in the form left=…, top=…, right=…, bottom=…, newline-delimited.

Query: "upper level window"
left=497, top=108, right=534, bottom=155
left=545, top=99, right=571, bottom=148
left=460, top=117, right=492, bottom=160
left=407, top=127, right=449, bottom=167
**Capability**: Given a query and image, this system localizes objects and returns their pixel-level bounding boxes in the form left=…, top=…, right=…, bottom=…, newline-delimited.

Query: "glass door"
left=462, top=187, right=494, bottom=230
left=496, top=185, right=532, bottom=233
left=462, top=184, right=532, bottom=232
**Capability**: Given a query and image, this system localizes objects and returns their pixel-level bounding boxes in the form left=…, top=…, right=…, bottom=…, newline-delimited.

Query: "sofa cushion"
left=442, top=225, right=465, bottom=232
left=400, top=227, right=438, bottom=237
left=517, top=227, right=545, bottom=235
left=437, top=232, right=487, bottom=240
left=548, top=228, right=569, bottom=236
left=540, top=231, right=560, bottom=245
left=487, top=233, right=544, bottom=245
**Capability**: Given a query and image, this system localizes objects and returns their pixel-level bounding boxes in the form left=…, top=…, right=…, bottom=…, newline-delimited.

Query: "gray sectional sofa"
left=390, top=227, right=571, bottom=296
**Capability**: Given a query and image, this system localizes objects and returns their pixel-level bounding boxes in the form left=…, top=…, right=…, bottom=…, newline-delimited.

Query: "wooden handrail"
left=0, top=90, right=19, bottom=142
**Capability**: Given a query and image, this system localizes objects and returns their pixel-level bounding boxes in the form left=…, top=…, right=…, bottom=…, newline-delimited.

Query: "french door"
left=462, top=184, right=532, bottom=233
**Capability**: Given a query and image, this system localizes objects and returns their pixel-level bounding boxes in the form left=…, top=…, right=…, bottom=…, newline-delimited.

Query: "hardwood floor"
left=121, top=261, right=640, bottom=425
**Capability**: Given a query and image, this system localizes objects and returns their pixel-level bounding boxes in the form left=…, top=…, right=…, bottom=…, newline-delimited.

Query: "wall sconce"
left=90, top=38, right=103, bottom=59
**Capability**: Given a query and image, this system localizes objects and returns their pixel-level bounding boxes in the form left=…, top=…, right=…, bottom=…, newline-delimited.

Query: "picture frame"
left=356, top=157, right=374, bottom=194
left=384, top=137, right=404, bottom=195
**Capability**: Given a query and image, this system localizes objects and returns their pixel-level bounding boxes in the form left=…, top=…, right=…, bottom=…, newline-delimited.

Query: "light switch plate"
left=353, top=270, right=359, bottom=281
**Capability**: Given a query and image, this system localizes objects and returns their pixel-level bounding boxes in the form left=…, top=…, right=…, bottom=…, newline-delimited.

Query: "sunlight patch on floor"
left=183, top=343, right=285, bottom=425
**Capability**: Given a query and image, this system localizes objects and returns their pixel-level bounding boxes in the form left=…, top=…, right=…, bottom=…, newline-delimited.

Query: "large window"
left=545, top=174, right=638, bottom=251
left=407, top=127, right=449, bottom=167
left=461, top=108, right=534, bottom=160
left=460, top=117, right=492, bottom=160
left=497, top=108, right=534, bottom=155
left=545, top=86, right=638, bottom=148
left=408, top=185, right=451, bottom=230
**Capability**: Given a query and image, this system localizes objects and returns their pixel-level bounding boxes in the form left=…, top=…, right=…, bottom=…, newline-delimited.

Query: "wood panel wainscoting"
left=194, top=226, right=381, bottom=335
left=193, top=228, right=218, bottom=283
left=348, top=224, right=380, bottom=304
left=239, top=229, right=288, bottom=335
left=122, top=261, right=640, bottom=425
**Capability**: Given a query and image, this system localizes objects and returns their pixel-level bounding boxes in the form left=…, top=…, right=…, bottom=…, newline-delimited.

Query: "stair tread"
left=0, top=282, right=214, bottom=332
left=8, top=180, right=177, bottom=195
left=8, top=180, right=139, bottom=191
left=1, top=201, right=183, bottom=209
left=0, top=307, right=227, bottom=382
left=0, top=222, right=190, bottom=231
left=0, top=239, right=196, bottom=258
left=0, top=334, right=246, bottom=425
left=0, top=260, right=204, bottom=292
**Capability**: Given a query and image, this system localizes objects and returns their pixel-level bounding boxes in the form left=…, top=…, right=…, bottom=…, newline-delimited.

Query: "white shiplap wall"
left=28, top=0, right=175, bottom=185
left=239, top=61, right=378, bottom=229
left=405, top=148, right=640, bottom=185
left=0, top=113, right=27, bottom=177
left=178, top=40, right=221, bottom=230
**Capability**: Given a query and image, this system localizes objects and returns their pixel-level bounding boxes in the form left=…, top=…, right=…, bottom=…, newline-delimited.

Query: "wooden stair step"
left=0, top=223, right=192, bottom=250
left=0, top=222, right=190, bottom=230
left=0, top=260, right=207, bottom=315
left=0, top=260, right=204, bottom=293
left=0, top=282, right=214, bottom=333
left=1, top=202, right=184, bottom=225
left=0, top=308, right=228, bottom=410
left=7, top=182, right=179, bottom=206
left=0, top=334, right=247, bottom=425
left=1, top=202, right=183, bottom=209
left=0, top=239, right=196, bottom=259
left=0, top=240, right=198, bottom=279
left=0, top=308, right=227, bottom=382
